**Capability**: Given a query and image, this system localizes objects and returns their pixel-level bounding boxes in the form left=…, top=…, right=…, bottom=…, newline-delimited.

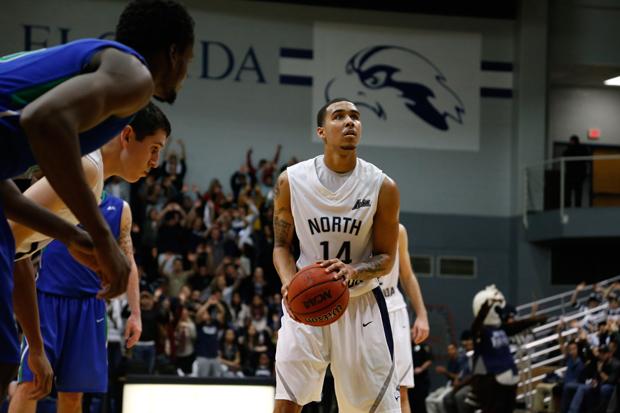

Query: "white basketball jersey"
left=379, top=242, right=407, bottom=312
left=287, top=156, right=385, bottom=297
left=15, top=150, right=104, bottom=260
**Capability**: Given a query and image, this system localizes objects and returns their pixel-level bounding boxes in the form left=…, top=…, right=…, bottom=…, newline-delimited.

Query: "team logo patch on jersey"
left=352, top=199, right=371, bottom=210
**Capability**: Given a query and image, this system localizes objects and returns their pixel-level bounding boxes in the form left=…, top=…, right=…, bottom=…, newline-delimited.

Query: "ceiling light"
left=604, top=76, right=620, bottom=86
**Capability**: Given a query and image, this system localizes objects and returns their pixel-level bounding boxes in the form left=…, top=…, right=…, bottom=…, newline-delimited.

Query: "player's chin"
left=153, top=90, right=177, bottom=105
left=339, top=145, right=356, bottom=151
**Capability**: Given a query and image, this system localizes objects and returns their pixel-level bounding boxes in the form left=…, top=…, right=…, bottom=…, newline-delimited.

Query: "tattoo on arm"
left=119, top=211, right=134, bottom=258
left=352, top=254, right=390, bottom=281
left=273, top=174, right=284, bottom=200
left=274, top=209, right=292, bottom=248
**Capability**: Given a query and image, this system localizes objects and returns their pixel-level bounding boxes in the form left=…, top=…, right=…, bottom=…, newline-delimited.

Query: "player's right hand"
left=281, top=282, right=301, bottom=322
left=27, top=348, right=53, bottom=400
left=94, top=232, right=130, bottom=300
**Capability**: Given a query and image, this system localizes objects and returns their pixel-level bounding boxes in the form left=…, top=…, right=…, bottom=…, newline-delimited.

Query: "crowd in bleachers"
left=532, top=281, right=620, bottom=413
left=104, top=140, right=298, bottom=387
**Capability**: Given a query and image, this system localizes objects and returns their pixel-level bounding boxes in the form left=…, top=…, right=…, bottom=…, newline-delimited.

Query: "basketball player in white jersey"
left=380, top=224, right=429, bottom=413
left=273, top=98, right=401, bottom=413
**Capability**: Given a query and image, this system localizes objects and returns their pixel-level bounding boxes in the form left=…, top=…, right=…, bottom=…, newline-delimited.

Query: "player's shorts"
left=275, top=286, right=400, bottom=413
left=0, top=205, right=18, bottom=364
left=389, top=307, right=414, bottom=388
left=18, top=291, right=107, bottom=392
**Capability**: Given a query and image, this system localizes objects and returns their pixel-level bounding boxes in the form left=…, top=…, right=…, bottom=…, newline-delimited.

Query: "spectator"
left=195, top=297, right=224, bottom=377
left=132, top=291, right=163, bottom=374
left=254, top=353, right=273, bottom=378
left=163, top=257, right=193, bottom=298
left=175, top=306, right=196, bottom=374
left=426, top=343, right=460, bottom=413
left=557, top=330, right=585, bottom=413
left=219, top=329, right=243, bottom=377
left=444, top=331, right=475, bottom=413
left=562, top=135, right=590, bottom=207
left=161, top=138, right=187, bottom=192
left=410, top=340, right=433, bottom=413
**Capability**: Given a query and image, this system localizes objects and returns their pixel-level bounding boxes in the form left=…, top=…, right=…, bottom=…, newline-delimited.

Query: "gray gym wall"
left=4, top=0, right=617, bottom=343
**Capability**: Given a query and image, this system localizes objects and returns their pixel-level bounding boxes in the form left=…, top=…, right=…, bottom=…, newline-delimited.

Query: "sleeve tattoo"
left=274, top=209, right=292, bottom=248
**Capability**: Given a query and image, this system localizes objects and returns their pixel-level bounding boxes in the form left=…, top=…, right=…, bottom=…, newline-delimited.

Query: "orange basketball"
left=287, top=263, right=350, bottom=327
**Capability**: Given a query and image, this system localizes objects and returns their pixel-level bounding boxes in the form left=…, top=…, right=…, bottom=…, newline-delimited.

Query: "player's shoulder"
left=285, top=157, right=316, bottom=179
left=356, top=157, right=385, bottom=179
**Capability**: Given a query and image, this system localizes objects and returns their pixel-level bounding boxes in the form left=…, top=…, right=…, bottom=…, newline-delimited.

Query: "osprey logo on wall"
left=324, top=45, right=465, bottom=131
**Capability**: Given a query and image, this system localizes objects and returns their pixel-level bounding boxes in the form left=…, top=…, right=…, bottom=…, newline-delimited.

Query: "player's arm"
left=398, top=224, right=430, bottom=344
left=322, top=177, right=400, bottom=281
left=19, top=48, right=153, bottom=297
left=272, top=171, right=297, bottom=288
left=119, top=201, right=142, bottom=348
left=10, top=155, right=100, bottom=249
left=12, top=259, right=53, bottom=399
left=0, top=180, right=96, bottom=266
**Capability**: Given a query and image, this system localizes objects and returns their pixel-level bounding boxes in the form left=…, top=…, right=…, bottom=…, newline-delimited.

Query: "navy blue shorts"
left=0, top=204, right=18, bottom=365
left=19, top=292, right=107, bottom=392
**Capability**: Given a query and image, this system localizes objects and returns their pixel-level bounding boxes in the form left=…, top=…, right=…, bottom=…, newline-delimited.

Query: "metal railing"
left=515, top=275, right=620, bottom=320
left=523, top=154, right=620, bottom=228
left=512, top=309, right=597, bottom=409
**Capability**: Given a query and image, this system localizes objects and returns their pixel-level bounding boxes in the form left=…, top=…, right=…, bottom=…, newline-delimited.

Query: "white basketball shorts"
left=389, top=306, right=414, bottom=388
left=275, top=287, right=400, bottom=413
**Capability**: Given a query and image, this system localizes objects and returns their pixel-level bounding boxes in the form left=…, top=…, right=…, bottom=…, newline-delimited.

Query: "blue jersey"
left=37, top=194, right=124, bottom=297
left=0, top=39, right=146, bottom=179
left=0, top=200, right=19, bottom=363
left=473, top=326, right=517, bottom=375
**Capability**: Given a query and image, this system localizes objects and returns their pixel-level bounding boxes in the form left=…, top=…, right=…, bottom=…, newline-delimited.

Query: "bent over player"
left=0, top=0, right=194, bottom=399
left=273, top=98, right=401, bottom=413
left=9, top=102, right=170, bottom=413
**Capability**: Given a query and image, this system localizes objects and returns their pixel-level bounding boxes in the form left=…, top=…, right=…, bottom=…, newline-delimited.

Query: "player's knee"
left=273, top=399, right=302, bottom=413
left=58, top=392, right=83, bottom=407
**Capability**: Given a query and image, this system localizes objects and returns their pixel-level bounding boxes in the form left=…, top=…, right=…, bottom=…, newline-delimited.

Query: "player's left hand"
left=412, top=316, right=430, bottom=344
left=319, top=259, right=355, bottom=285
left=125, top=313, right=142, bottom=348
left=27, top=348, right=53, bottom=400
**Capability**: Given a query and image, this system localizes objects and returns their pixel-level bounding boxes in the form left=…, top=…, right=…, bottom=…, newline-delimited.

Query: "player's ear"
left=120, top=125, right=133, bottom=148
left=317, top=126, right=326, bottom=142
left=169, top=43, right=178, bottom=66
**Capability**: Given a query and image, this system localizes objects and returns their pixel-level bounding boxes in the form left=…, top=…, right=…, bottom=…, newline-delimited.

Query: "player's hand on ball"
left=94, top=232, right=130, bottom=300
left=318, top=259, right=355, bottom=286
left=281, top=282, right=301, bottom=322
left=65, top=227, right=99, bottom=272
left=412, top=316, right=430, bottom=344
left=27, top=348, right=53, bottom=400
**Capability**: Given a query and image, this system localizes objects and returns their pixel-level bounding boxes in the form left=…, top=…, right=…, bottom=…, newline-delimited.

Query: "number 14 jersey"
left=287, top=156, right=386, bottom=298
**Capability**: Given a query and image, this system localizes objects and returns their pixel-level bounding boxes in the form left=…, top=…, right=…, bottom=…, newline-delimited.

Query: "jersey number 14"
left=320, top=241, right=352, bottom=264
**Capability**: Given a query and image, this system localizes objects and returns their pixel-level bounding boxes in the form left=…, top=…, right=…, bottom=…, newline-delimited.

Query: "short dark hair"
left=116, top=0, right=195, bottom=59
left=130, top=102, right=171, bottom=141
left=317, top=98, right=353, bottom=127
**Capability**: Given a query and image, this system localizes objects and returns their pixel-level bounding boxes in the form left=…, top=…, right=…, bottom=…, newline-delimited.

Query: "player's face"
left=155, top=43, right=194, bottom=104
left=318, top=101, right=362, bottom=151
left=121, top=128, right=167, bottom=182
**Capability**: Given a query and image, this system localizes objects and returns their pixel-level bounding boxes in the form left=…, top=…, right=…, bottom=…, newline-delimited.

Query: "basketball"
left=287, top=263, right=350, bottom=327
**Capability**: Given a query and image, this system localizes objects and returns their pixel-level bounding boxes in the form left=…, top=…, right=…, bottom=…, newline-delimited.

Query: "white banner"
left=312, top=23, right=481, bottom=151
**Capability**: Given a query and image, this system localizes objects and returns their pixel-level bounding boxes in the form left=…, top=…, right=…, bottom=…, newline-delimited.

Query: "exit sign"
left=588, top=128, right=601, bottom=140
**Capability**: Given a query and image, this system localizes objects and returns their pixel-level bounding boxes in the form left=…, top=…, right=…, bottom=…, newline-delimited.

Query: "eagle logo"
left=324, top=45, right=465, bottom=131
